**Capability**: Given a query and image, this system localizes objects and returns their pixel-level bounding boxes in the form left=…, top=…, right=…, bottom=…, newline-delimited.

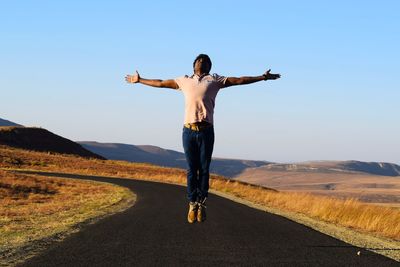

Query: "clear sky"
left=1, top=0, right=399, bottom=164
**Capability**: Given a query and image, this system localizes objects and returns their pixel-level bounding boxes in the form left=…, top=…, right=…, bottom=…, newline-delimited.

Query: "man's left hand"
left=263, top=69, right=281, bottom=80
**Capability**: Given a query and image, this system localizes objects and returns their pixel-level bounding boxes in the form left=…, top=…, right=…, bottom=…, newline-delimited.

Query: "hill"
left=79, top=142, right=400, bottom=177
left=78, top=141, right=269, bottom=177
left=0, top=127, right=104, bottom=159
left=0, top=118, right=22, bottom=127
left=249, top=161, right=400, bottom=176
left=234, top=161, right=400, bottom=206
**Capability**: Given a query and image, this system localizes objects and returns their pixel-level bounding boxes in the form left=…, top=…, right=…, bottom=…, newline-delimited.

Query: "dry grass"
left=0, top=145, right=188, bottom=182
left=0, top=168, right=134, bottom=254
left=236, top=169, right=400, bottom=206
left=1, top=145, right=399, bottom=241
left=211, top=179, right=400, bottom=240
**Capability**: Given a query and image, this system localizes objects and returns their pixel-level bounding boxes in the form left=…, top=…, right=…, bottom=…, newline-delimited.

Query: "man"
left=125, top=54, right=280, bottom=223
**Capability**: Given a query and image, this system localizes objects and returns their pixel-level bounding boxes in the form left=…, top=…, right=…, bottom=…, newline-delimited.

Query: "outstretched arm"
left=224, top=69, right=281, bottom=88
left=125, top=71, right=178, bottom=89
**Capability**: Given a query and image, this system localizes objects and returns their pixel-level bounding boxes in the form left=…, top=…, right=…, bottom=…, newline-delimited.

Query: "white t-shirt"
left=174, top=73, right=227, bottom=125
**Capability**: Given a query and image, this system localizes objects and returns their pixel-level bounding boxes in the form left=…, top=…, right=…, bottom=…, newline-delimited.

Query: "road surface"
left=18, top=171, right=398, bottom=266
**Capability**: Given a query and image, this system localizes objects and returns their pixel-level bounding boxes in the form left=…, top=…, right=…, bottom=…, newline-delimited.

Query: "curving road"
left=18, top=171, right=398, bottom=266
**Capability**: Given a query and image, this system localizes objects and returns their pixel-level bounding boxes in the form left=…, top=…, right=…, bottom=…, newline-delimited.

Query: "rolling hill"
left=0, top=118, right=22, bottom=127
left=78, top=141, right=400, bottom=178
left=250, top=161, right=400, bottom=176
left=0, top=127, right=104, bottom=159
left=1, top=123, right=398, bottom=206
left=234, top=161, right=400, bottom=205
left=78, top=141, right=270, bottom=177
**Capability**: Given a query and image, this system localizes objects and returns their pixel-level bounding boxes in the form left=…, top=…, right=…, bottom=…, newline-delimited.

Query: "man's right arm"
left=125, top=71, right=178, bottom=89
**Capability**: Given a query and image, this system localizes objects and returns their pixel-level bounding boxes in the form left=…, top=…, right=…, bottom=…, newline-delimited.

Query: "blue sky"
left=1, top=0, right=399, bottom=163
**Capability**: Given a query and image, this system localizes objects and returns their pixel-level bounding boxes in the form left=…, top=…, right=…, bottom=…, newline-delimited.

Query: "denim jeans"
left=182, top=126, right=215, bottom=202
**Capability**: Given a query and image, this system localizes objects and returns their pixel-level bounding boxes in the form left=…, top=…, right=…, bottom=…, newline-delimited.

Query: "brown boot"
left=197, top=200, right=207, bottom=222
left=187, top=202, right=198, bottom=223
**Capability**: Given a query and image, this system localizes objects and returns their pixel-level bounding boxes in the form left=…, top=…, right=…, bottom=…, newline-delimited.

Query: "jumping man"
left=125, top=54, right=281, bottom=223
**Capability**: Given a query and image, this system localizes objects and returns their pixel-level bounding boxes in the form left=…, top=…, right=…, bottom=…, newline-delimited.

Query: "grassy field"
left=0, top=167, right=135, bottom=266
left=235, top=169, right=400, bottom=207
left=1, top=145, right=399, bottom=246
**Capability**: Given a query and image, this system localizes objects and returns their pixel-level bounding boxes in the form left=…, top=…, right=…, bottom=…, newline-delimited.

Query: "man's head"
left=193, top=54, right=212, bottom=74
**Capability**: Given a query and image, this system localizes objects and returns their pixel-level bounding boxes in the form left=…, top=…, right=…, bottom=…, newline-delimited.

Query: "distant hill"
left=339, top=161, right=400, bottom=176
left=0, top=127, right=104, bottom=159
left=234, top=161, right=400, bottom=205
left=0, top=118, right=22, bottom=127
left=249, top=161, right=400, bottom=176
left=79, top=141, right=400, bottom=177
left=78, top=141, right=270, bottom=177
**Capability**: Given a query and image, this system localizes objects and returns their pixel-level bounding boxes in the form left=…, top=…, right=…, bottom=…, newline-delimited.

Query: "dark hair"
left=193, top=54, right=212, bottom=72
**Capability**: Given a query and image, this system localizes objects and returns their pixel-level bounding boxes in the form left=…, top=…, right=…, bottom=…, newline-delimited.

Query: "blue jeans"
left=182, top=126, right=215, bottom=202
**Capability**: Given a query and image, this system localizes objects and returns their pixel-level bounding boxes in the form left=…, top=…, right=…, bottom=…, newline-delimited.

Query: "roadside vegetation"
left=1, top=145, right=399, bottom=243
left=0, top=166, right=135, bottom=266
left=213, top=180, right=400, bottom=240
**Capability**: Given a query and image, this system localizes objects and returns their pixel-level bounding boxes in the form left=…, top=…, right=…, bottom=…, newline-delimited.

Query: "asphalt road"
left=18, top=172, right=398, bottom=266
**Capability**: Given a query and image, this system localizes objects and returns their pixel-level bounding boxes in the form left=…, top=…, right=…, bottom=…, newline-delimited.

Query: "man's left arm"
left=224, top=69, right=281, bottom=88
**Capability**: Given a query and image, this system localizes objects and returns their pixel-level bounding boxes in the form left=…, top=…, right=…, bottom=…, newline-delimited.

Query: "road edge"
left=0, top=178, right=136, bottom=267
left=209, top=189, right=400, bottom=262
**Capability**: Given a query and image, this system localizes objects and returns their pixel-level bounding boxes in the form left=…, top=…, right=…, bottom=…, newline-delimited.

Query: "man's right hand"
left=125, top=71, right=140, bottom=83
left=124, top=71, right=178, bottom=89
